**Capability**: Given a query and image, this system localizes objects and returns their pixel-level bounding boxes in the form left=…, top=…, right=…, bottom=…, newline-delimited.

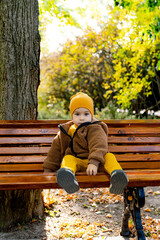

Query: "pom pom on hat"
left=69, top=92, right=94, bottom=117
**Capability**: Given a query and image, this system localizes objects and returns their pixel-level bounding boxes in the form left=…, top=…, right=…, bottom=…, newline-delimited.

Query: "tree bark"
left=0, top=0, right=40, bottom=120
left=0, top=190, right=43, bottom=230
left=0, top=0, right=43, bottom=230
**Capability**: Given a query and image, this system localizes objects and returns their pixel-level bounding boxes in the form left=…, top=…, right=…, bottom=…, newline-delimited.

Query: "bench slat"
left=116, top=153, right=160, bottom=161
left=108, top=136, right=160, bottom=144
left=0, top=164, right=43, bottom=172
left=0, top=119, right=160, bottom=126
left=0, top=128, right=58, bottom=136
left=0, top=155, right=45, bottom=163
left=120, top=161, right=160, bottom=169
left=109, top=145, right=160, bottom=153
left=0, top=170, right=160, bottom=190
left=109, top=128, right=160, bottom=135
left=0, top=161, right=160, bottom=172
left=0, top=127, right=160, bottom=136
left=1, top=136, right=160, bottom=145
left=0, top=147, right=50, bottom=154
left=0, top=153, right=160, bottom=164
left=0, top=136, right=54, bottom=144
left=0, top=145, right=160, bottom=155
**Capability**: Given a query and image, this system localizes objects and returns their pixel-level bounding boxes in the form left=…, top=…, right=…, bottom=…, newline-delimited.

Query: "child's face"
left=72, top=108, right=92, bottom=126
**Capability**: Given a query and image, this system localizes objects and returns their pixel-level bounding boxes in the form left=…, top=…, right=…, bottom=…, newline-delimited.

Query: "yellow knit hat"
left=69, top=92, right=94, bottom=117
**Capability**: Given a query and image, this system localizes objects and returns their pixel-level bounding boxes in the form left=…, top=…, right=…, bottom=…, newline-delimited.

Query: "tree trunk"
left=0, top=190, right=43, bottom=230
left=0, top=0, right=40, bottom=120
left=0, top=0, right=43, bottom=230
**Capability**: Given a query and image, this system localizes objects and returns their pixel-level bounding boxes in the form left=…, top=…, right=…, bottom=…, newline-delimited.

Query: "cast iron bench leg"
left=131, top=205, right=146, bottom=240
left=120, top=187, right=146, bottom=240
left=120, top=190, right=131, bottom=237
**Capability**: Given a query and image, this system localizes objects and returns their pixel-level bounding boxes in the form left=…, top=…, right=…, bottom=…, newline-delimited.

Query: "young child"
left=43, top=92, right=128, bottom=194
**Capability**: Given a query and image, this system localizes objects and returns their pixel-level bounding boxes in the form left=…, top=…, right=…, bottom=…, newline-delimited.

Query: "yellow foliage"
left=39, top=0, right=160, bottom=116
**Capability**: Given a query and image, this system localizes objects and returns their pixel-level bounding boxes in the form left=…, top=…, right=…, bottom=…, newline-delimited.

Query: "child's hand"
left=86, top=164, right=98, bottom=175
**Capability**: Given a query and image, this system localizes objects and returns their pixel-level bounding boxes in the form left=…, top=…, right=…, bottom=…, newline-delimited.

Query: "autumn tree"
left=39, top=0, right=160, bottom=118
left=0, top=0, right=42, bottom=229
left=112, top=0, right=160, bottom=116
left=40, top=24, right=119, bottom=113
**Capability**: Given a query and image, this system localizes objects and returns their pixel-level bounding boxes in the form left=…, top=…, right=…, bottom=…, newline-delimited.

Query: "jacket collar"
left=58, top=119, right=101, bottom=137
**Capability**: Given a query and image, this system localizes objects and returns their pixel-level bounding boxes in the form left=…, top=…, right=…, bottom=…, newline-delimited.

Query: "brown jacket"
left=43, top=119, right=108, bottom=172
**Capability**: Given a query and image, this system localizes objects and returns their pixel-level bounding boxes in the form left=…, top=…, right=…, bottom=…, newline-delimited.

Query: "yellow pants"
left=61, top=153, right=122, bottom=175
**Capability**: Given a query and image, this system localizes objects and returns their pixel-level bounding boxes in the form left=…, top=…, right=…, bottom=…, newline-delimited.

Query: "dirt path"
left=0, top=187, right=159, bottom=240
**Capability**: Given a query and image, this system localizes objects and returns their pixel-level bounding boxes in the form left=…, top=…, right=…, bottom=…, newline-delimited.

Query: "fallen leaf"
left=106, top=213, right=112, bottom=218
left=153, top=191, right=160, bottom=195
left=102, top=228, right=113, bottom=232
left=31, top=218, right=37, bottom=223
left=144, top=208, right=152, bottom=212
left=147, top=189, right=153, bottom=194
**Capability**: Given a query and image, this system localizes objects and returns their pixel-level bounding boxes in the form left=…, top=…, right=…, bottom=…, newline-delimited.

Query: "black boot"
left=109, top=169, right=128, bottom=194
left=57, top=168, right=80, bottom=194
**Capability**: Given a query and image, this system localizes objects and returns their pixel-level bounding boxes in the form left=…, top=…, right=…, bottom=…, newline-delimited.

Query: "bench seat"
left=0, top=119, right=160, bottom=191
left=0, top=170, right=160, bottom=190
left=1, top=119, right=160, bottom=239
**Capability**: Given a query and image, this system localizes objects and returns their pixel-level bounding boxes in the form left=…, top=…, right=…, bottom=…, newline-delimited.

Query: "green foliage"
left=114, top=0, right=133, bottom=8
left=39, top=0, right=160, bottom=119
left=38, top=79, right=70, bottom=119
left=38, top=100, right=135, bottom=120
left=38, top=102, right=71, bottom=119
left=146, top=0, right=160, bottom=8
left=95, top=103, right=135, bottom=120
left=39, top=25, right=118, bottom=112
left=111, top=0, right=160, bottom=113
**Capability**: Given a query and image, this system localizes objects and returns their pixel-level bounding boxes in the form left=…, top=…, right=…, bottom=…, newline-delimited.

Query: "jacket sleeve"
left=43, top=131, right=62, bottom=172
left=87, top=124, right=108, bottom=167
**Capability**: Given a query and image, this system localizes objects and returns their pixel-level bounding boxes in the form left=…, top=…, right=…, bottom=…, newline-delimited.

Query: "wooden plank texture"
left=0, top=128, right=58, bottom=136
left=0, top=119, right=160, bottom=126
left=0, top=119, right=160, bottom=190
left=0, top=127, right=160, bottom=136
left=0, top=146, right=50, bottom=155
left=115, top=153, right=160, bottom=161
left=0, top=160, right=159, bottom=172
left=0, top=145, right=160, bottom=155
left=1, top=136, right=160, bottom=145
left=0, top=136, right=54, bottom=144
left=109, top=145, right=160, bottom=153
left=108, top=136, right=160, bottom=144
left=0, top=163, right=43, bottom=172
left=0, top=155, right=46, bottom=163
left=0, top=153, right=160, bottom=164
left=0, top=170, right=160, bottom=190
left=108, top=128, right=160, bottom=135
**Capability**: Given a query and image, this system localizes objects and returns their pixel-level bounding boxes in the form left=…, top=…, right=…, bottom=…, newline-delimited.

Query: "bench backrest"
left=0, top=120, right=160, bottom=182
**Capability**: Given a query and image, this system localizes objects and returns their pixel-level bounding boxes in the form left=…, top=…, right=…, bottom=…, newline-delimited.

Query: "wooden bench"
left=0, top=119, right=160, bottom=239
